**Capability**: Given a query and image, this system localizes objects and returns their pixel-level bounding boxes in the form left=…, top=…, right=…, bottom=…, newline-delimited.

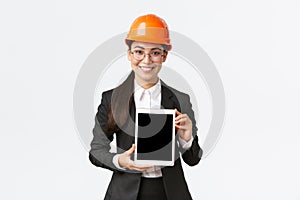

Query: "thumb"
left=126, top=144, right=135, bottom=155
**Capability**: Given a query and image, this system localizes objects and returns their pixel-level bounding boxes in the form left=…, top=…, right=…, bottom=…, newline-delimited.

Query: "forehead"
left=131, top=41, right=164, bottom=49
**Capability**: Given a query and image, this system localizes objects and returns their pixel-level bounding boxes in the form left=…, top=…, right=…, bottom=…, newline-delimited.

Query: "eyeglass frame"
left=129, top=47, right=167, bottom=61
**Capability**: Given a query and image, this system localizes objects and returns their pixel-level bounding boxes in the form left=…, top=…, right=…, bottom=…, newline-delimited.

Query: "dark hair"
left=105, top=71, right=135, bottom=134
left=127, top=40, right=168, bottom=51
left=105, top=40, right=168, bottom=134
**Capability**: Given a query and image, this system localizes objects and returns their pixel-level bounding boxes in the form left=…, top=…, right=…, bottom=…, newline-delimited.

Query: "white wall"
left=1, top=0, right=299, bottom=199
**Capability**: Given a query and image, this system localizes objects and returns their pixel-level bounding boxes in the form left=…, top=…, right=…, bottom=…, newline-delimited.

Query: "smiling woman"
left=128, top=41, right=168, bottom=89
left=89, top=14, right=203, bottom=200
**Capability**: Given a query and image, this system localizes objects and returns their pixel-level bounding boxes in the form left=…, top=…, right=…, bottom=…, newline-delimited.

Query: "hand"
left=118, top=144, right=153, bottom=172
left=175, top=109, right=193, bottom=142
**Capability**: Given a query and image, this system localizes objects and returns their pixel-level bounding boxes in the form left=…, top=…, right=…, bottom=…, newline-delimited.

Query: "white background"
left=1, top=0, right=300, bottom=199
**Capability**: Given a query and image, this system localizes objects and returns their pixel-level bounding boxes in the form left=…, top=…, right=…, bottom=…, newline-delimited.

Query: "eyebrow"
left=133, top=46, right=163, bottom=50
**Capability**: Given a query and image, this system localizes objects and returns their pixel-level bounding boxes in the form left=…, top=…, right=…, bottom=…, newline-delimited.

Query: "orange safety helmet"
left=125, top=14, right=172, bottom=51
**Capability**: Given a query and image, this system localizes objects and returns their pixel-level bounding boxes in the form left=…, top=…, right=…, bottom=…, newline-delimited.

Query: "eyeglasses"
left=130, top=49, right=165, bottom=61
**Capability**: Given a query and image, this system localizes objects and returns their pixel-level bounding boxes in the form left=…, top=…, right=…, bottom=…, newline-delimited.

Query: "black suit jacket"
left=89, top=80, right=202, bottom=200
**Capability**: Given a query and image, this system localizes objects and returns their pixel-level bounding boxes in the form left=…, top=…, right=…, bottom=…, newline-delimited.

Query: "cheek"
left=155, top=63, right=162, bottom=69
left=157, top=65, right=162, bottom=72
left=131, top=60, right=140, bottom=68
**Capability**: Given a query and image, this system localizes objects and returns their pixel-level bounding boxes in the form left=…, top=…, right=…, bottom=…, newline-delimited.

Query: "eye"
left=134, top=50, right=144, bottom=55
left=151, top=51, right=162, bottom=56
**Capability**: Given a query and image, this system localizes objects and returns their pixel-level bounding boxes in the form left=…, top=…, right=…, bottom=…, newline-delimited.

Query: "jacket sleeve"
left=89, top=91, right=122, bottom=172
left=179, top=94, right=203, bottom=166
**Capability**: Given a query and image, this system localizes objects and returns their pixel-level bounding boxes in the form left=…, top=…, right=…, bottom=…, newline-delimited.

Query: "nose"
left=142, top=54, right=152, bottom=64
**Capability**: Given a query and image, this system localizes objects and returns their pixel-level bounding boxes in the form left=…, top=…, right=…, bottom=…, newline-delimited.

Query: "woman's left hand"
left=175, top=109, right=193, bottom=142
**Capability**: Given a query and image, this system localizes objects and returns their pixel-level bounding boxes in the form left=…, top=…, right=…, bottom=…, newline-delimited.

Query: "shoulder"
left=101, top=72, right=135, bottom=100
left=161, top=81, right=190, bottom=100
left=101, top=88, right=114, bottom=98
left=99, top=85, right=129, bottom=104
left=96, top=88, right=114, bottom=107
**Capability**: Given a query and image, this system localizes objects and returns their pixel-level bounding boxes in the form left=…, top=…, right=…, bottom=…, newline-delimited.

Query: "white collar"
left=134, top=79, right=161, bottom=100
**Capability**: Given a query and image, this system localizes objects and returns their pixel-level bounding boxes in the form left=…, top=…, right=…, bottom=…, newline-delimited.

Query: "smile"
left=139, top=66, right=155, bottom=72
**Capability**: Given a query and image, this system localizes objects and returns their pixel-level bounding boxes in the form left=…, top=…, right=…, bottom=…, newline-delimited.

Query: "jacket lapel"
left=129, top=81, right=182, bottom=116
left=126, top=81, right=181, bottom=143
left=161, top=81, right=181, bottom=111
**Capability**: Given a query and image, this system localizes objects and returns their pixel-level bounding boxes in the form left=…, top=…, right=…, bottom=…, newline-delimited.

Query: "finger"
left=175, top=124, right=188, bottom=130
left=175, top=115, right=181, bottom=120
left=175, top=114, right=191, bottom=121
left=175, top=109, right=181, bottom=115
left=132, top=166, right=154, bottom=172
left=180, top=114, right=188, bottom=118
left=175, top=118, right=188, bottom=123
left=134, top=164, right=154, bottom=170
left=175, top=113, right=188, bottom=120
left=129, top=163, right=153, bottom=171
left=126, top=144, right=135, bottom=155
left=175, top=115, right=184, bottom=121
left=175, top=125, right=179, bottom=131
left=131, top=161, right=153, bottom=168
left=130, top=167, right=148, bottom=172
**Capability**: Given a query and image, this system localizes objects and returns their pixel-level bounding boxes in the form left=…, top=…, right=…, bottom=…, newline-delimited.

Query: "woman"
left=89, top=14, right=203, bottom=200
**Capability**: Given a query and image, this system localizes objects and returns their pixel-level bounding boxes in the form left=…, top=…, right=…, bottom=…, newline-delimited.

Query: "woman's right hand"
left=118, top=144, right=154, bottom=172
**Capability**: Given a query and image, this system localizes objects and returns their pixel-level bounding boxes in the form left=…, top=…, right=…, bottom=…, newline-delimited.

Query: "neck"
left=135, top=78, right=159, bottom=89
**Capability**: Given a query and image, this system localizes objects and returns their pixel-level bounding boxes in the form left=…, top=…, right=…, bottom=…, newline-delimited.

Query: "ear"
left=127, top=50, right=132, bottom=61
left=162, top=51, right=168, bottom=62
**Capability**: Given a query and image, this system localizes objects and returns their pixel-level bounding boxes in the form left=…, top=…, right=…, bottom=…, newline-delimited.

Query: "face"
left=127, top=41, right=168, bottom=88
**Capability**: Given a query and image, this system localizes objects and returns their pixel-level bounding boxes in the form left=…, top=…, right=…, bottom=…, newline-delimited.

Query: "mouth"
left=139, top=66, right=156, bottom=72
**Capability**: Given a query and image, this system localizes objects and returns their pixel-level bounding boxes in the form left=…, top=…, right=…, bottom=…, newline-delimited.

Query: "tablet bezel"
left=134, top=108, right=175, bottom=166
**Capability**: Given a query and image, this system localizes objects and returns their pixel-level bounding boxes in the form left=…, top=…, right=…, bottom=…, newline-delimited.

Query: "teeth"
left=140, top=66, right=153, bottom=71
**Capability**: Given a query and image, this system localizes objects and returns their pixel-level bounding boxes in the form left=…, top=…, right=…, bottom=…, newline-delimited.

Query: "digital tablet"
left=134, top=108, right=175, bottom=166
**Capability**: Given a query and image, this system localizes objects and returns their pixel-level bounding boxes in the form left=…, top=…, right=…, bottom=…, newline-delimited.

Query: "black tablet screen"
left=137, top=113, right=173, bottom=161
